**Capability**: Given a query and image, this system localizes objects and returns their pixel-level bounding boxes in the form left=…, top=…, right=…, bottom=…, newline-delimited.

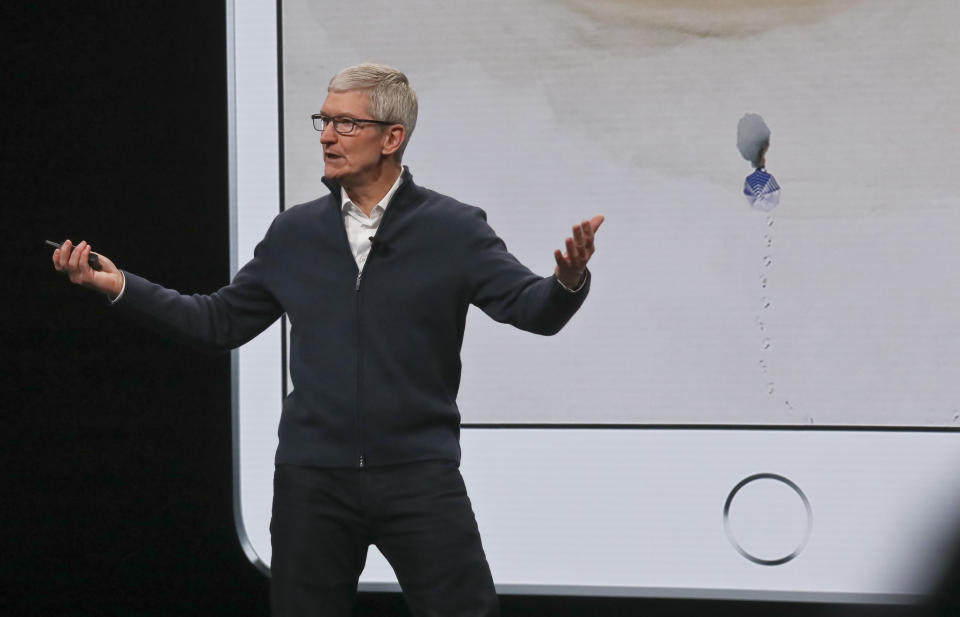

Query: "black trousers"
left=270, top=461, right=500, bottom=617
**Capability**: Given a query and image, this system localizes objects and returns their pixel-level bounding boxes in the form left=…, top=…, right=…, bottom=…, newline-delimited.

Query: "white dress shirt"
left=341, top=172, right=403, bottom=270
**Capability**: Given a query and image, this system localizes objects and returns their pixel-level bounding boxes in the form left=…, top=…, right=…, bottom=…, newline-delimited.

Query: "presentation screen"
left=279, top=0, right=960, bottom=428
left=229, top=0, right=960, bottom=604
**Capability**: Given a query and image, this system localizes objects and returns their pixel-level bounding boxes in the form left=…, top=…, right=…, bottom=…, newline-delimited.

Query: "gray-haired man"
left=53, top=63, right=603, bottom=616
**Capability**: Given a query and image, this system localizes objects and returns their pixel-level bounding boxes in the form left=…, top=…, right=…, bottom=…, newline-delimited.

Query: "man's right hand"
left=52, top=239, right=124, bottom=299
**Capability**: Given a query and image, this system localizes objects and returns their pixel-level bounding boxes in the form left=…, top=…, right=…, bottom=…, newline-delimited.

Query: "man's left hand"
left=554, top=214, right=604, bottom=290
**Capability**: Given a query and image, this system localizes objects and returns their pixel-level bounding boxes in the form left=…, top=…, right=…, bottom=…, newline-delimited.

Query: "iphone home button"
left=723, top=473, right=813, bottom=566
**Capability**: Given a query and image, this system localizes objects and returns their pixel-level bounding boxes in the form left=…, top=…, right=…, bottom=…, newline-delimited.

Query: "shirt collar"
left=340, top=172, right=404, bottom=215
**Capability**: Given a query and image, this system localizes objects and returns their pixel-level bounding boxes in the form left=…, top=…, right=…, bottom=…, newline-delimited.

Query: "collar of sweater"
left=321, top=165, right=414, bottom=208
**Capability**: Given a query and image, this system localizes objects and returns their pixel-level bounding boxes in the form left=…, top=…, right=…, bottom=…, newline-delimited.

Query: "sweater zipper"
left=348, top=177, right=406, bottom=471
left=355, top=269, right=365, bottom=469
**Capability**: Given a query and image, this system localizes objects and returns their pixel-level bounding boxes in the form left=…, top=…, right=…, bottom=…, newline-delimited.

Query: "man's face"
left=319, top=89, right=390, bottom=184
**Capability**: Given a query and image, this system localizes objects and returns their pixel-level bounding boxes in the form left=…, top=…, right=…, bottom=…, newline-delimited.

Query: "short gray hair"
left=737, top=113, right=771, bottom=168
left=328, top=63, right=418, bottom=160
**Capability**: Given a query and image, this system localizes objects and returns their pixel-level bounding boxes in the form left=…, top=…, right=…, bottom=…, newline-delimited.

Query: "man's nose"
left=319, top=123, right=337, bottom=144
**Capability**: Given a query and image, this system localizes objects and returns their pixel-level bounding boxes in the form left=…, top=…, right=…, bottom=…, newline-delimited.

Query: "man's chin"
left=323, top=163, right=347, bottom=179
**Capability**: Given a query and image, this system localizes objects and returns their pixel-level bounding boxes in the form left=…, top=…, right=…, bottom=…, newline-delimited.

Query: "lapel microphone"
left=369, top=236, right=388, bottom=254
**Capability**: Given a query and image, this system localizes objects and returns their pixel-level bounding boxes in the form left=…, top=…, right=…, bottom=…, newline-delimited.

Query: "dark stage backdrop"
left=0, top=2, right=935, bottom=616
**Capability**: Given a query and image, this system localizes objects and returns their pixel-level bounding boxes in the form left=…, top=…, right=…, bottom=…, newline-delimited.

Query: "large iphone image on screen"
left=228, top=0, right=960, bottom=603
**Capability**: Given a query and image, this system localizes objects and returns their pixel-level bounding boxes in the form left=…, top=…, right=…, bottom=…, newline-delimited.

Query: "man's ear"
left=381, top=124, right=406, bottom=157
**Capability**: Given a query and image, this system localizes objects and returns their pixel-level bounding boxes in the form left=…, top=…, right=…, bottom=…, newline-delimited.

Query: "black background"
left=1, top=2, right=950, bottom=616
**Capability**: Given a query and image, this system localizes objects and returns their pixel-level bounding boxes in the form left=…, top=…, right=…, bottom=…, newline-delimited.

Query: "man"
left=53, top=63, right=603, bottom=617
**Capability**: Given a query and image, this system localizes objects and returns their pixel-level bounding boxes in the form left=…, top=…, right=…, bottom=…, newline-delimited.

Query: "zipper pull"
left=359, top=454, right=365, bottom=468
left=355, top=271, right=363, bottom=291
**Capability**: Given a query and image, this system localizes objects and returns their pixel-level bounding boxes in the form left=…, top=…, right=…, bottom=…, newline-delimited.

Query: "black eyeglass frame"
left=311, top=113, right=396, bottom=135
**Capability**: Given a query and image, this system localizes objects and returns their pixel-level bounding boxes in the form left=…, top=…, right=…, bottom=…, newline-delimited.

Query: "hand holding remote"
left=49, top=239, right=124, bottom=298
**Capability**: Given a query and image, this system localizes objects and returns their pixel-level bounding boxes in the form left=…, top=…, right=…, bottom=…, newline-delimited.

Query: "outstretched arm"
left=51, top=236, right=283, bottom=352
left=467, top=211, right=605, bottom=335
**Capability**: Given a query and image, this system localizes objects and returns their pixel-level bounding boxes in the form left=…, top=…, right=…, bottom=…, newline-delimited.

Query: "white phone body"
left=227, top=0, right=960, bottom=603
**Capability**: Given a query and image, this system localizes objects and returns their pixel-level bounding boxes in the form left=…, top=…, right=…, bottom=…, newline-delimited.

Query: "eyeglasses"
left=311, top=114, right=395, bottom=135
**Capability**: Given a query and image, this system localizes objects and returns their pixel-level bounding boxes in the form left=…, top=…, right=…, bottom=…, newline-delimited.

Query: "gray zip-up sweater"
left=116, top=168, right=590, bottom=468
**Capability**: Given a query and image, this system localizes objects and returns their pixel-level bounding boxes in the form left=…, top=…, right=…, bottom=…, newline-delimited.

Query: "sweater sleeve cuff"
left=555, top=269, right=589, bottom=293
left=108, top=271, right=127, bottom=304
